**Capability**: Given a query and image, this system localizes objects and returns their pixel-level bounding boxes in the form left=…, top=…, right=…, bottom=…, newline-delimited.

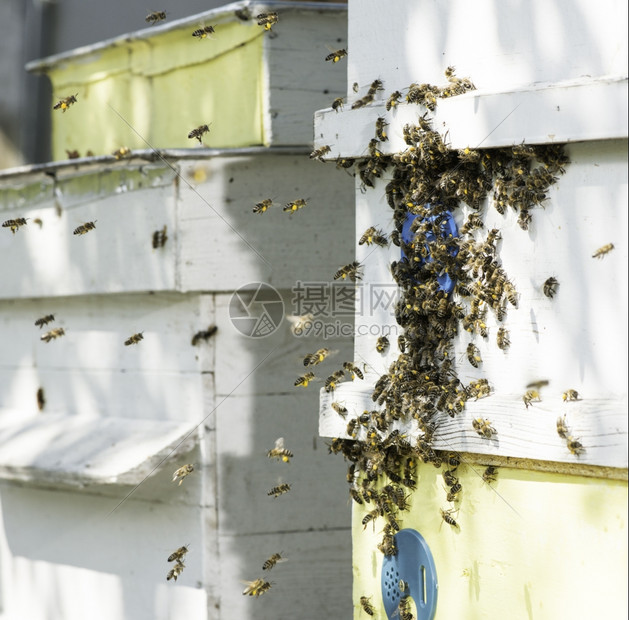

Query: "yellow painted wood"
left=353, top=462, right=628, bottom=619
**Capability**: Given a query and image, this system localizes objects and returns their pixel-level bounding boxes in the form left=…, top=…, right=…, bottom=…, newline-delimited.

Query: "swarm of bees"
left=53, top=94, right=78, bottom=112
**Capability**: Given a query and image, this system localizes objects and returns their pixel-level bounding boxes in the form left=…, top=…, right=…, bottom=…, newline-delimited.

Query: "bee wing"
left=274, top=437, right=285, bottom=450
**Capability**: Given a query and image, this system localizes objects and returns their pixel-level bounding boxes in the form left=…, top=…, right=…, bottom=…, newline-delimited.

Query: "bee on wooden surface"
left=334, top=260, right=363, bottom=282
left=145, top=10, right=166, bottom=24
left=310, top=145, right=331, bottom=161
left=440, top=507, right=459, bottom=528
left=267, top=482, right=291, bottom=498
left=346, top=418, right=358, bottom=438
left=556, top=415, right=569, bottom=439
left=496, top=327, right=510, bottom=350
left=360, top=595, right=375, bottom=616
left=256, top=11, right=278, bottom=30
left=472, top=417, right=496, bottom=439
left=336, top=156, right=355, bottom=169
left=442, top=469, right=458, bottom=487
left=332, top=97, right=344, bottom=112
left=375, top=117, right=389, bottom=141
left=124, top=332, right=144, bottom=346
left=349, top=486, right=363, bottom=504
left=592, top=243, right=614, bottom=259
left=283, top=198, right=308, bottom=214
left=386, top=91, right=402, bottom=111
left=566, top=436, right=584, bottom=456
left=267, top=437, right=293, bottom=463
left=152, top=225, right=168, bottom=248
left=376, top=336, right=389, bottom=353
left=359, top=226, right=388, bottom=246
left=36, top=387, right=46, bottom=411
left=73, top=221, right=96, bottom=235
left=331, top=401, right=348, bottom=418
left=262, top=552, right=285, bottom=571
left=325, top=48, right=347, bottom=63
left=466, top=343, right=482, bottom=368
left=191, top=325, right=217, bottom=346
left=253, top=198, right=273, bottom=214
left=242, top=578, right=272, bottom=596
left=543, top=277, right=559, bottom=299
left=167, top=561, right=185, bottom=582
left=325, top=369, right=345, bottom=392
left=66, top=149, right=80, bottom=159
left=168, top=545, right=189, bottom=563
left=522, top=389, right=541, bottom=408
left=172, top=464, right=194, bottom=485
left=234, top=7, right=252, bottom=20
left=53, top=94, right=78, bottom=112
left=188, top=124, right=210, bottom=143
left=562, top=389, right=580, bottom=402
left=41, top=327, right=65, bottom=342
left=482, top=466, right=498, bottom=484
left=35, top=314, right=55, bottom=328
left=112, top=146, right=131, bottom=159
left=362, top=508, right=380, bottom=530
left=294, top=372, right=316, bottom=388
left=504, top=281, right=518, bottom=307
left=2, top=217, right=28, bottom=233
left=446, top=482, right=462, bottom=502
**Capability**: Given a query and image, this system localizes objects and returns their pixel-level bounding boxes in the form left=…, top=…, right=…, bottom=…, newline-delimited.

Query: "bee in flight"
left=242, top=578, right=272, bottom=596
left=53, top=94, right=78, bottom=112
left=152, top=225, right=168, bottom=248
left=283, top=198, right=308, bottom=214
left=343, top=361, right=364, bottom=380
left=124, top=332, right=144, bottom=346
left=310, top=145, right=331, bottom=161
left=166, top=561, right=185, bottom=582
left=172, top=464, right=194, bottom=485
left=325, top=48, right=347, bottom=63
left=2, top=218, right=28, bottom=234
left=359, top=226, right=388, bottom=247
left=267, top=482, right=291, bottom=498
left=592, top=243, right=614, bottom=259
left=41, top=328, right=65, bottom=343
left=294, top=372, right=316, bottom=388
left=188, top=124, right=210, bottom=143
left=267, top=437, right=293, bottom=463
left=36, top=387, right=46, bottom=411
left=112, top=146, right=131, bottom=159
left=331, top=401, right=348, bottom=418
left=333, top=260, right=362, bottom=282
left=303, top=347, right=332, bottom=367
left=192, top=25, right=215, bottom=39
left=145, top=10, right=166, bottom=24
left=262, top=552, right=286, bottom=571
left=73, top=221, right=96, bottom=235
left=168, top=545, right=189, bottom=563
left=191, top=325, right=217, bottom=346
left=35, top=314, right=55, bottom=328
left=256, top=12, right=278, bottom=30
left=253, top=198, right=273, bottom=214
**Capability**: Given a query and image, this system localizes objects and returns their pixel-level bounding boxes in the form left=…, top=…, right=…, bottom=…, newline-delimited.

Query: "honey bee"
left=191, top=325, right=218, bottom=345
left=253, top=198, right=273, bottom=214
left=295, top=372, right=315, bottom=387
left=331, top=401, right=348, bottom=418
left=256, top=11, right=278, bottom=30
left=482, top=466, right=497, bottom=484
left=359, top=226, right=388, bottom=246
left=496, top=327, right=510, bottom=350
left=332, top=97, right=344, bottom=112
left=172, top=464, right=194, bottom=485
left=152, top=225, right=168, bottom=248
left=343, top=361, right=364, bottom=380
left=188, top=124, right=210, bottom=143
left=336, top=156, right=355, bottom=169
left=168, top=545, right=189, bottom=563
left=145, top=10, right=166, bottom=24
left=556, top=414, right=569, bottom=439
left=267, top=437, right=293, bottom=463
left=362, top=508, right=380, bottom=530
left=522, top=389, right=541, bottom=408
left=375, top=117, right=389, bottom=141
left=267, top=482, right=291, bottom=498
left=376, top=336, right=389, bottom=353
left=66, top=149, right=80, bottom=159
left=526, top=379, right=549, bottom=390
left=440, top=507, right=459, bottom=528
left=35, top=314, right=55, bottom=328
left=466, top=343, right=482, bottom=368
left=386, top=91, right=402, bottom=111
left=351, top=94, right=374, bottom=109
left=325, top=369, right=345, bottom=392
left=234, top=7, right=252, bottom=21
left=36, top=387, right=46, bottom=411
left=442, top=469, right=458, bottom=487
left=303, top=348, right=331, bottom=366
left=112, top=146, right=131, bottom=159
left=349, top=486, right=363, bottom=504
left=242, top=578, right=272, bottom=596
left=325, top=48, right=347, bottom=63
left=398, top=596, right=414, bottom=620
left=283, top=198, right=308, bottom=213
left=397, top=334, right=406, bottom=353
left=2, top=218, right=28, bottom=233
left=472, top=417, right=496, bottom=439
left=592, top=243, right=614, bottom=259
left=562, top=389, right=580, bottom=402
left=346, top=418, right=358, bottom=438
left=124, top=332, right=144, bottom=346
left=73, top=221, right=96, bottom=235
left=360, top=595, right=375, bottom=616
left=333, top=260, right=363, bottom=282
left=53, top=94, right=78, bottom=112
left=41, top=327, right=65, bottom=342
left=192, top=25, right=216, bottom=39
left=310, top=145, right=331, bottom=161
left=262, top=552, right=285, bottom=571
left=167, top=561, right=185, bottom=582
left=446, top=482, right=462, bottom=502
left=566, top=436, right=584, bottom=455
left=543, top=277, right=559, bottom=299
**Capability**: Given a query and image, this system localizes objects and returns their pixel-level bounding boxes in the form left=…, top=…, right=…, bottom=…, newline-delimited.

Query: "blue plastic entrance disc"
left=381, top=528, right=438, bottom=620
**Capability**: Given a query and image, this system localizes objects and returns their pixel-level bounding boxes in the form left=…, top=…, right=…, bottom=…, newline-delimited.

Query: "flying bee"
left=168, top=545, right=189, bottom=563
left=362, top=508, right=380, bottom=530
left=522, top=389, right=541, bottom=408
left=253, top=198, right=273, bottom=214
left=53, top=94, right=78, bottom=112
left=267, top=482, right=291, bottom=498
left=368, top=79, right=384, bottom=96
left=172, top=464, right=194, bottom=485
left=376, top=336, right=389, bottom=353
left=386, top=91, right=402, bottom=111
left=66, top=149, right=80, bottom=159
left=351, top=94, right=374, bottom=109
left=191, top=325, right=217, bottom=345
left=73, top=221, right=96, bottom=235
left=496, top=327, right=510, bottom=350
left=188, top=124, right=210, bottom=143
left=332, top=97, right=344, bottom=112
left=325, top=48, right=347, bottom=63
left=440, top=507, right=459, bottom=528
left=310, top=145, right=331, bottom=161
left=472, top=417, right=496, bottom=439
left=303, top=348, right=333, bottom=367
left=124, top=332, right=144, bottom=346
left=526, top=379, right=549, bottom=390
left=256, top=11, right=278, bottom=30
left=262, top=552, right=286, bottom=571
left=556, top=414, right=569, bottom=439
left=482, top=466, right=498, bottom=484
left=334, top=260, right=363, bottom=282
left=359, top=226, right=388, bottom=246
left=295, top=372, right=316, bottom=388
left=112, top=146, right=131, bottom=159
left=152, top=225, right=168, bottom=248
left=267, top=437, right=293, bottom=463
left=36, top=387, right=46, bottom=411
left=234, top=7, right=252, bottom=20
left=41, top=327, right=65, bottom=342
left=543, top=277, right=559, bottom=299
left=343, top=361, right=364, bottom=380
left=331, top=401, right=348, bottom=418
left=146, top=10, right=166, bottom=24
left=566, top=436, right=584, bottom=455
left=192, top=25, right=215, bottom=39
left=360, top=595, right=375, bottom=616
left=283, top=198, right=308, bottom=213
left=466, top=343, right=482, bottom=368
left=375, top=117, right=389, bottom=141
left=2, top=217, right=28, bottom=233
left=35, top=314, right=55, bottom=328
left=562, top=389, right=580, bottom=402
left=167, top=561, right=185, bottom=582
left=325, top=369, right=345, bottom=392
left=592, top=243, right=614, bottom=259
left=242, top=578, right=272, bottom=596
